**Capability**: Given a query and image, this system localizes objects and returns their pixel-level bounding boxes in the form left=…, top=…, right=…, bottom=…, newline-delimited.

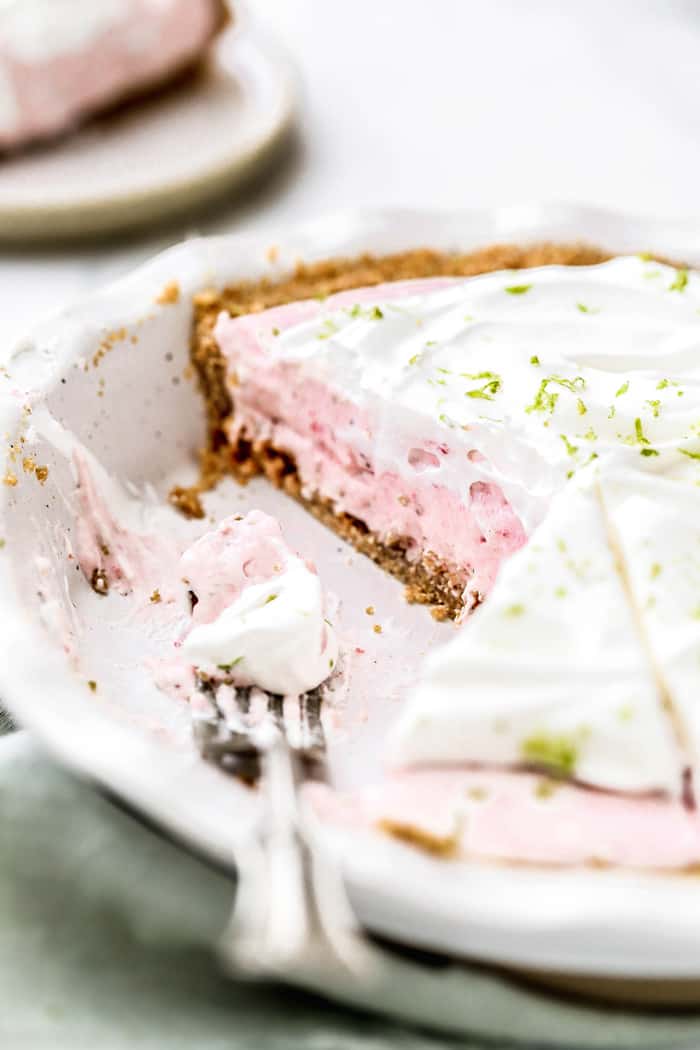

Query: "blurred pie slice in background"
left=0, top=0, right=230, bottom=151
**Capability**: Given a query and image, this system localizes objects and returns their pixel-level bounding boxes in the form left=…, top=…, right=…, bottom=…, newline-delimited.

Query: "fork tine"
left=190, top=679, right=223, bottom=756
left=192, top=676, right=262, bottom=783
left=266, top=691, right=284, bottom=728
left=216, top=683, right=249, bottom=735
left=299, top=688, right=328, bottom=782
left=192, top=669, right=330, bottom=787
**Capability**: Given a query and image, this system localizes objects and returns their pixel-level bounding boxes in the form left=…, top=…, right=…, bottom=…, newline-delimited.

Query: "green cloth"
left=4, top=730, right=700, bottom=1049
left=0, top=734, right=467, bottom=1049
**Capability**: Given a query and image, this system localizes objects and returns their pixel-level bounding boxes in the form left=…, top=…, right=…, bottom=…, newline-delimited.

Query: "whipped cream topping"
left=0, top=1, right=128, bottom=63
left=390, top=469, right=683, bottom=795
left=179, top=510, right=338, bottom=696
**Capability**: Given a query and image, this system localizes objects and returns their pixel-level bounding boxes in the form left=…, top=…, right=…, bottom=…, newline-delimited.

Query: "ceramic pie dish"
left=4, top=206, right=700, bottom=1023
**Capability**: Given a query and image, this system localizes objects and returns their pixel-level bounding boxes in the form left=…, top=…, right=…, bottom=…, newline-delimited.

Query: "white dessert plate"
left=0, top=24, right=296, bottom=241
left=5, top=206, right=700, bottom=1034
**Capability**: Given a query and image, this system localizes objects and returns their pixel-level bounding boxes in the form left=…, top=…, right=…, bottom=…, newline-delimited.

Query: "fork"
left=191, top=675, right=373, bottom=977
left=190, top=676, right=486, bottom=1035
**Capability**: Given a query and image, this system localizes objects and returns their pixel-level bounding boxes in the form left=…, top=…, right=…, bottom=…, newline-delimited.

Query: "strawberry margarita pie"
left=53, top=238, right=700, bottom=874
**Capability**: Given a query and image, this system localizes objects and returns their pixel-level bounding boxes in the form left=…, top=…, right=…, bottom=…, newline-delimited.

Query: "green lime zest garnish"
left=521, top=732, right=579, bottom=776
left=348, top=304, right=384, bottom=320
left=635, top=417, right=650, bottom=445
left=465, top=382, right=500, bottom=400
left=217, top=656, right=244, bottom=672
left=317, top=318, right=339, bottom=340
left=462, top=371, right=502, bottom=401
left=460, top=370, right=501, bottom=381
left=669, top=268, right=688, bottom=292
left=526, top=374, right=585, bottom=414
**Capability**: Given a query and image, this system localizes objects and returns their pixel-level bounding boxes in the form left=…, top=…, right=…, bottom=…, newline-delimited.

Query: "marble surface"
left=3, top=2, right=700, bottom=1045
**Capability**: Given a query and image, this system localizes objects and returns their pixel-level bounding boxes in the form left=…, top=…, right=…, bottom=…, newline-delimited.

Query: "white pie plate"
left=4, top=205, right=700, bottom=1022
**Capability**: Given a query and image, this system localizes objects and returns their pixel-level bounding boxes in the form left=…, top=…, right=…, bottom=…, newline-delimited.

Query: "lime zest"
left=217, top=656, right=244, bottom=672
left=669, top=268, right=688, bottom=292
left=521, top=732, right=579, bottom=776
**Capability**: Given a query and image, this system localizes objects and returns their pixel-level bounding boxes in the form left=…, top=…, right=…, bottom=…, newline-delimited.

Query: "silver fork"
left=191, top=675, right=373, bottom=977
left=191, top=677, right=488, bottom=1036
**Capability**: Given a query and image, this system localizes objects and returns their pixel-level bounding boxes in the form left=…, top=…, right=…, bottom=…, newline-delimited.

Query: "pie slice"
left=390, top=470, right=684, bottom=796
left=0, top=0, right=229, bottom=150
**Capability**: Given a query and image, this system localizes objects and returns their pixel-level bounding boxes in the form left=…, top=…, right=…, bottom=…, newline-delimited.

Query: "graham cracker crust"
left=178, top=241, right=614, bottom=616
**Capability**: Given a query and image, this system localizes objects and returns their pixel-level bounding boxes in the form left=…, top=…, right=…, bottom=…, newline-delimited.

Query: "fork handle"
left=222, top=728, right=366, bottom=977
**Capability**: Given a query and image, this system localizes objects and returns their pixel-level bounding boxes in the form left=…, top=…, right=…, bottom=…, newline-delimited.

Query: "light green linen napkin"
left=3, top=730, right=700, bottom=1049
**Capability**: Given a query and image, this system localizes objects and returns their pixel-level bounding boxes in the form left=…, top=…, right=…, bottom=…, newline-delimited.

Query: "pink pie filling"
left=308, top=770, right=700, bottom=869
left=215, top=280, right=527, bottom=605
left=180, top=508, right=309, bottom=627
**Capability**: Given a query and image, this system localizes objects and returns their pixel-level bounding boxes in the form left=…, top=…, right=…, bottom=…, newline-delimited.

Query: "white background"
left=2, top=0, right=700, bottom=340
